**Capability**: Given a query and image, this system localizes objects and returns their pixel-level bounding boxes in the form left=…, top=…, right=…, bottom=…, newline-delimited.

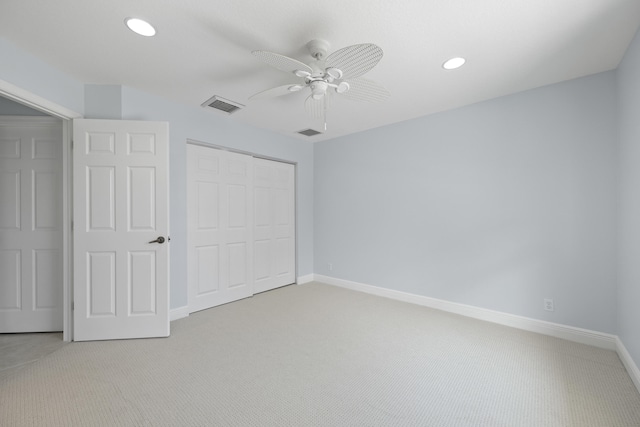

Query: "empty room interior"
left=2, top=1, right=640, bottom=425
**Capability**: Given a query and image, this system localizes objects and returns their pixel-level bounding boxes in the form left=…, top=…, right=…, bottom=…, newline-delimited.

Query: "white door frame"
left=1, top=79, right=82, bottom=341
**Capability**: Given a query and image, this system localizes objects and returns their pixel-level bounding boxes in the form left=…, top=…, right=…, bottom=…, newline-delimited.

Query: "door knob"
left=148, top=236, right=165, bottom=244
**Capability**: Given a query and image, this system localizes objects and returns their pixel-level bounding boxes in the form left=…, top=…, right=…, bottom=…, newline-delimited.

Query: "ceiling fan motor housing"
left=307, top=39, right=330, bottom=60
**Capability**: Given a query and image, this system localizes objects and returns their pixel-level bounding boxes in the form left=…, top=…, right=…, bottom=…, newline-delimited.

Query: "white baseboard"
left=315, top=274, right=640, bottom=393
left=616, top=337, right=640, bottom=394
left=314, top=274, right=618, bottom=351
left=170, top=306, right=190, bottom=322
left=296, top=274, right=315, bottom=285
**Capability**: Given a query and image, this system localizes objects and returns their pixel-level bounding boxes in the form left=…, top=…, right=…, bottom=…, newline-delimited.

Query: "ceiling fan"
left=249, top=39, right=390, bottom=130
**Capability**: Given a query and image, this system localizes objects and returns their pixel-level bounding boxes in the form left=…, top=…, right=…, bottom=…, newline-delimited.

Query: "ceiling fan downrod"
left=307, top=39, right=330, bottom=60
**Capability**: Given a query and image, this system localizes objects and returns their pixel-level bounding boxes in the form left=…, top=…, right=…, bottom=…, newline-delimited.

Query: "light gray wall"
left=0, top=38, right=84, bottom=114
left=0, top=96, right=47, bottom=115
left=617, top=28, right=640, bottom=368
left=85, top=84, right=122, bottom=119
left=314, top=72, right=618, bottom=333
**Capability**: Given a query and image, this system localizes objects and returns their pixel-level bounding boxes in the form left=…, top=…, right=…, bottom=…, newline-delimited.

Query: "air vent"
left=201, top=95, right=244, bottom=114
left=298, top=128, right=323, bottom=137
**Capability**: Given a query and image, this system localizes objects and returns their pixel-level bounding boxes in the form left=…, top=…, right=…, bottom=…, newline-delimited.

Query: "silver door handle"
left=148, top=236, right=165, bottom=244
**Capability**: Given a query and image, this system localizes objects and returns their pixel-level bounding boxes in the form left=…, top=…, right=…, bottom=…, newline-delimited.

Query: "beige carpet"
left=1, top=282, right=639, bottom=426
left=0, top=332, right=66, bottom=382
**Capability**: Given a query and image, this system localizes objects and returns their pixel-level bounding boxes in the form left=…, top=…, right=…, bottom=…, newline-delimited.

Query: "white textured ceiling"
left=1, top=0, right=639, bottom=142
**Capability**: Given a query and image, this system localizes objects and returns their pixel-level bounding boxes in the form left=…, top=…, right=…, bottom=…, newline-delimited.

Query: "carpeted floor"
left=0, top=332, right=66, bottom=382
left=1, top=282, right=639, bottom=426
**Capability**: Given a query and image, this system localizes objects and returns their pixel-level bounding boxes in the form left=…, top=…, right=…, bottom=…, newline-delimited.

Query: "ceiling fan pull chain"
left=324, top=96, right=328, bottom=131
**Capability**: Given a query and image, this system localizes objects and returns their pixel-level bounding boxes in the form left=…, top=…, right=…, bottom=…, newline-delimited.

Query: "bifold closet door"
left=187, top=145, right=254, bottom=313
left=253, top=158, right=295, bottom=294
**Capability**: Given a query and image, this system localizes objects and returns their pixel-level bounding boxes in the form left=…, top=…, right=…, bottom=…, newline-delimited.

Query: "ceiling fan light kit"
left=336, top=81, right=350, bottom=94
left=249, top=39, right=390, bottom=132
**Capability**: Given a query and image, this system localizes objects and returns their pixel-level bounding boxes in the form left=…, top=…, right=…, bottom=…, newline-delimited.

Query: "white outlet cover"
left=544, top=299, right=554, bottom=311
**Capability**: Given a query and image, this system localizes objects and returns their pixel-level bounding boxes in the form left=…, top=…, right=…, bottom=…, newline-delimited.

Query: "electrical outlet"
left=328, top=263, right=333, bottom=271
left=544, top=298, right=554, bottom=312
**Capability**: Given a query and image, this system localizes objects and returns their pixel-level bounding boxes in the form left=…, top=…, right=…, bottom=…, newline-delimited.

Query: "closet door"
left=0, top=117, right=63, bottom=332
left=187, top=145, right=253, bottom=312
left=253, top=158, right=295, bottom=294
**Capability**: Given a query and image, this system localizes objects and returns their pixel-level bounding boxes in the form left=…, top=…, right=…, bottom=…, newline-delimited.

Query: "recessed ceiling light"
left=125, top=18, right=156, bottom=37
left=443, top=57, right=466, bottom=70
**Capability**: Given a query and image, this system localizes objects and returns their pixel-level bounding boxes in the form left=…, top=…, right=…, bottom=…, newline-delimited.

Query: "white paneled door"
left=187, top=145, right=254, bottom=312
left=0, top=117, right=63, bottom=332
left=73, top=119, right=169, bottom=341
left=187, top=144, right=296, bottom=313
left=253, top=158, right=295, bottom=294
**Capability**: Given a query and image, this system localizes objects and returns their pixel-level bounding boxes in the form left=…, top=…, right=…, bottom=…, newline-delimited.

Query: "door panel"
left=34, top=249, right=59, bottom=308
left=0, top=250, right=20, bottom=309
left=88, top=167, right=115, bottom=230
left=73, top=119, right=169, bottom=341
left=88, top=251, right=116, bottom=316
left=196, top=245, right=219, bottom=295
left=0, top=171, right=20, bottom=229
left=129, top=251, right=156, bottom=314
left=34, top=171, right=58, bottom=229
left=187, top=145, right=253, bottom=312
left=0, top=117, right=63, bottom=332
left=253, top=158, right=295, bottom=294
left=129, top=167, right=156, bottom=230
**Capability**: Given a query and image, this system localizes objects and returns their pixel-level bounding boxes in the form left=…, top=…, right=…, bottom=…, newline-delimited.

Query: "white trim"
left=186, top=138, right=297, bottom=165
left=314, top=275, right=640, bottom=395
left=170, top=306, right=190, bottom=322
left=314, top=274, right=618, bottom=350
left=0, top=79, right=82, bottom=120
left=62, top=119, right=72, bottom=342
left=616, top=337, right=640, bottom=394
left=297, top=274, right=314, bottom=284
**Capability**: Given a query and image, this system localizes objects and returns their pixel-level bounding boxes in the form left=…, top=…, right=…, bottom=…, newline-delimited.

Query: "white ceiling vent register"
left=201, top=95, right=244, bottom=114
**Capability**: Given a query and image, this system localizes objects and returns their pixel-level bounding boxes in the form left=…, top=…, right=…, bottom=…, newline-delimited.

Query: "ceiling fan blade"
left=252, top=50, right=313, bottom=75
left=325, top=43, right=384, bottom=79
left=249, top=84, right=304, bottom=100
left=340, top=78, right=390, bottom=103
